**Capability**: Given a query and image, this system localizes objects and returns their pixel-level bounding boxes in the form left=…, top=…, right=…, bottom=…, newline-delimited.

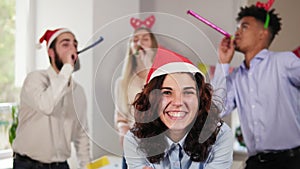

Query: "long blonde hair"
left=116, top=27, right=158, bottom=114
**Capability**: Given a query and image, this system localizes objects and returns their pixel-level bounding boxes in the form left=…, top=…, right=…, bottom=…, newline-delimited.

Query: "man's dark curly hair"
left=130, top=72, right=223, bottom=164
left=237, top=5, right=281, bottom=44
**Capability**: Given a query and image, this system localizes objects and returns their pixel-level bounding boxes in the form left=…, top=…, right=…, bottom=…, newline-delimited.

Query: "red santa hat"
left=146, top=47, right=205, bottom=83
left=37, top=28, right=72, bottom=49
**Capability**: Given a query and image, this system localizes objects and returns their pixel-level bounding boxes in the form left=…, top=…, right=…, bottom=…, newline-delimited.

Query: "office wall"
left=91, top=0, right=140, bottom=158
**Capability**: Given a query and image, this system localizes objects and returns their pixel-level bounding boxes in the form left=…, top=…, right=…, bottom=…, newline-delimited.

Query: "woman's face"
left=131, top=29, right=152, bottom=50
left=159, top=73, right=199, bottom=133
left=130, top=29, right=155, bottom=75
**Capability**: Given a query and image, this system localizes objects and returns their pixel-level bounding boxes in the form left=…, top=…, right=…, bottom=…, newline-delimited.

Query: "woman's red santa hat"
left=36, top=28, right=72, bottom=49
left=146, top=47, right=206, bottom=83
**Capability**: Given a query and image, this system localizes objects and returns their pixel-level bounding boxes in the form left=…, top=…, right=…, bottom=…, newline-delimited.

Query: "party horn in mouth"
left=77, top=36, right=104, bottom=54
left=134, top=45, right=146, bottom=56
left=187, top=10, right=232, bottom=38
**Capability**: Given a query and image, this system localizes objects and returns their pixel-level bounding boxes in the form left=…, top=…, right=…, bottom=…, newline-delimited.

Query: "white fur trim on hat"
left=148, top=62, right=205, bottom=82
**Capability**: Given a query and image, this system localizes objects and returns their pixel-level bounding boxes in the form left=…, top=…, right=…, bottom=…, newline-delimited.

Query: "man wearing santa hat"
left=12, top=28, right=90, bottom=169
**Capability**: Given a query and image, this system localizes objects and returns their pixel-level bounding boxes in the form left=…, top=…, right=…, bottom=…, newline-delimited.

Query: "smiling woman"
left=123, top=47, right=234, bottom=169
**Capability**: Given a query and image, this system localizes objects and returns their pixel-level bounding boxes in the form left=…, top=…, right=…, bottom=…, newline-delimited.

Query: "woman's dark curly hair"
left=130, top=72, right=223, bottom=164
left=237, top=5, right=281, bottom=45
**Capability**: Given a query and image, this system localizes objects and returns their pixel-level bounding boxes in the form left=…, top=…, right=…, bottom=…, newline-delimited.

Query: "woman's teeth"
left=167, top=111, right=185, bottom=117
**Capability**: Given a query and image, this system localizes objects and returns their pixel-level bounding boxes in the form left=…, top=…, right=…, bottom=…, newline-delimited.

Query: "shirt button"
left=174, top=161, right=180, bottom=167
left=250, top=88, right=254, bottom=92
left=251, top=105, right=255, bottom=109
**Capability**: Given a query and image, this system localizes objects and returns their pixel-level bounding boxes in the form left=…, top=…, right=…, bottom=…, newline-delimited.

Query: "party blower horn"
left=187, top=10, right=232, bottom=38
left=77, top=36, right=104, bottom=54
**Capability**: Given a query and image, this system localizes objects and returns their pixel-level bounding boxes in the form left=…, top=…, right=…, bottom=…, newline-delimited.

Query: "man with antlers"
left=213, top=0, right=300, bottom=168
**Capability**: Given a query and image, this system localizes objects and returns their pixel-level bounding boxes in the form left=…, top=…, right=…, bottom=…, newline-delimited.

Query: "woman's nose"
left=171, top=93, right=183, bottom=106
left=137, top=40, right=141, bottom=46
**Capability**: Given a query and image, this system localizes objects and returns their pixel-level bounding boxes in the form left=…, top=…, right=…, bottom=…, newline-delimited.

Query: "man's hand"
left=66, top=51, right=78, bottom=67
left=218, top=37, right=235, bottom=64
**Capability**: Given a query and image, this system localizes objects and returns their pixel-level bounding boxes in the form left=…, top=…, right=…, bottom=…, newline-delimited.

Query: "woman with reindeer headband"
left=124, top=47, right=233, bottom=169
left=213, top=0, right=300, bottom=168
left=114, top=15, right=159, bottom=169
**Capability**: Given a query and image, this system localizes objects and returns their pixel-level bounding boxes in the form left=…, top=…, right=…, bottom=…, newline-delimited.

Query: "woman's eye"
left=184, top=91, right=195, bottom=95
left=162, top=90, right=171, bottom=95
left=133, top=39, right=138, bottom=43
left=142, top=38, right=150, bottom=42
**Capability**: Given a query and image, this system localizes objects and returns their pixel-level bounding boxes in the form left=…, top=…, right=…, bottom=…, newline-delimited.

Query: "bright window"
left=0, top=0, right=19, bottom=155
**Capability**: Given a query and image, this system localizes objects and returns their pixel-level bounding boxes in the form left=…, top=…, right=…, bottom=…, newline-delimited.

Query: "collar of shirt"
left=165, top=133, right=187, bottom=152
left=47, top=66, right=76, bottom=96
left=240, top=49, right=269, bottom=71
left=47, top=65, right=75, bottom=86
left=48, top=65, right=58, bottom=77
left=164, top=134, right=199, bottom=169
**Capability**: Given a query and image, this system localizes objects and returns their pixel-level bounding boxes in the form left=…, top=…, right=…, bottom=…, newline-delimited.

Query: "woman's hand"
left=134, top=47, right=154, bottom=74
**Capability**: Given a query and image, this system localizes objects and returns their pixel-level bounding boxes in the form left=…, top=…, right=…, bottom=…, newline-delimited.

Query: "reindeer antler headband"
left=130, top=15, right=155, bottom=29
left=256, top=0, right=275, bottom=28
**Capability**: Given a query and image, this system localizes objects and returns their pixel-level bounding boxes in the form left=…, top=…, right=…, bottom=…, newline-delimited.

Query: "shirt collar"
left=47, top=66, right=75, bottom=88
left=256, top=49, right=269, bottom=60
left=240, top=49, right=269, bottom=70
left=47, top=66, right=58, bottom=79
left=166, top=133, right=188, bottom=150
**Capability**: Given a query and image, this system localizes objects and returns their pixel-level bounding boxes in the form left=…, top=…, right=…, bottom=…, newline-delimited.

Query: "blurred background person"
left=114, top=15, right=158, bottom=169
left=12, top=28, right=90, bottom=169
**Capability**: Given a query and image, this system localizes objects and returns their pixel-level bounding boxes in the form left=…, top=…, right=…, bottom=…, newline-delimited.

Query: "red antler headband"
left=256, top=0, right=275, bottom=28
left=130, top=15, right=155, bottom=29
left=256, top=0, right=274, bottom=11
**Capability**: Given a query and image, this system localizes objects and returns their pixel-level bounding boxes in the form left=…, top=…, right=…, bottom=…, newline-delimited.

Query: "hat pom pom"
left=36, top=43, right=42, bottom=49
